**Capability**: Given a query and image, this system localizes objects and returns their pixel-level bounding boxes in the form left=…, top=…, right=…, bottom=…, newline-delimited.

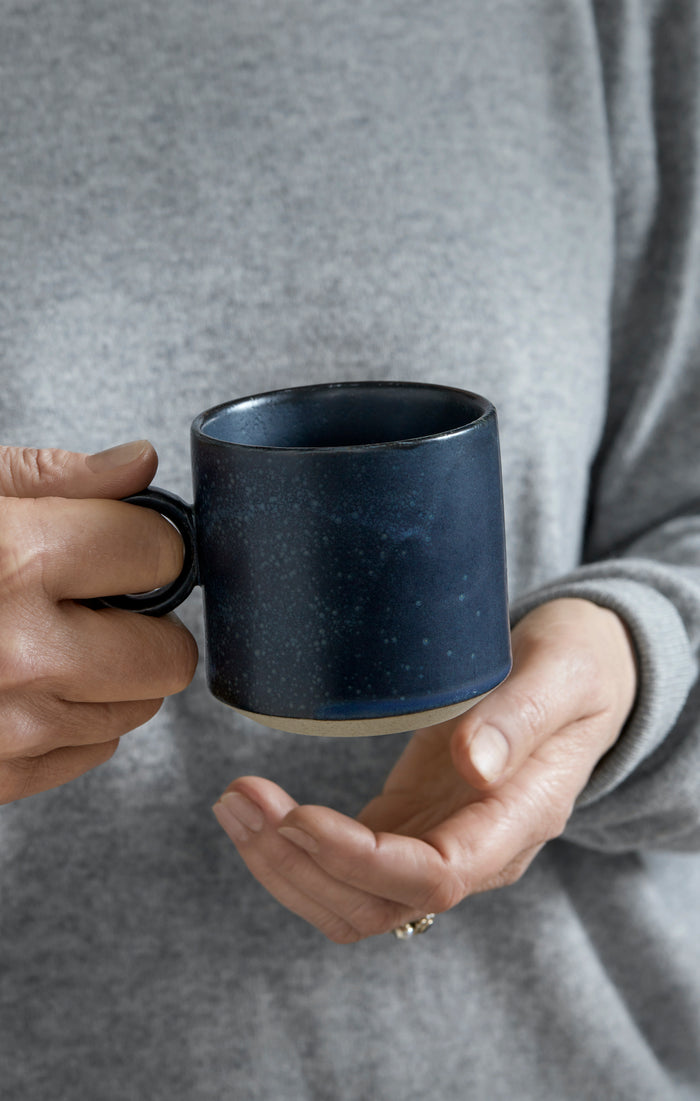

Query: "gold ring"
left=392, top=914, right=436, bottom=940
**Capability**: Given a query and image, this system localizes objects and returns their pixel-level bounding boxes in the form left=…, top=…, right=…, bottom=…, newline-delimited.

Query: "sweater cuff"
left=509, top=575, right=695, bottom=807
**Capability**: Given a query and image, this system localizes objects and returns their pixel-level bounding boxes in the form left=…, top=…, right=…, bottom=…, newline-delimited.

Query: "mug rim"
left=191, top=379, right=495, bottom=452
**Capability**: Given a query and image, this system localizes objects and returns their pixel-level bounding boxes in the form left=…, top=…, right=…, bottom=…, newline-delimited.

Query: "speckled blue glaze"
left=188, top=381, right=511, bottom=723
left=109, top=382, right=511, bottom=725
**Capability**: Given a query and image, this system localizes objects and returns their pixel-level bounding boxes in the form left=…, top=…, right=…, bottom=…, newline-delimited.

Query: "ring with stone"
left=392, top=914, right=436, bottom=940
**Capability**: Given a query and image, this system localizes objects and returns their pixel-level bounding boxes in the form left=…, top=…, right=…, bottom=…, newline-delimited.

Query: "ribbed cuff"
left=510, top=574, right=695, bottom=808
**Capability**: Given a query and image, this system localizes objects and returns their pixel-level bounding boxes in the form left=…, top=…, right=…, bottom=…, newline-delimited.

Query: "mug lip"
left=191, top=380, right=495, bottom=452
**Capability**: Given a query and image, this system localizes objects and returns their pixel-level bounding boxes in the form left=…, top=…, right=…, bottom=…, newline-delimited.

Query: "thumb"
left=448, top=599, right=635, bottom=791
left=0, top=440, right=158, bottom=500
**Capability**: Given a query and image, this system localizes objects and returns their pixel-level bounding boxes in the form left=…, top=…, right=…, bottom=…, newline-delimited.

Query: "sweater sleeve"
left=512, top=0, right=700, bottom=853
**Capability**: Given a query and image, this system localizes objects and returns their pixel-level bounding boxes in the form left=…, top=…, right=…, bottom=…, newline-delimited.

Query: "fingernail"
left=469, top=724, right=510, bottom=783
left=278, top=826, right=319, bottom=854
left=213, top=792, right=265, bottom=844
left=86, top=439, right=150, bottom=473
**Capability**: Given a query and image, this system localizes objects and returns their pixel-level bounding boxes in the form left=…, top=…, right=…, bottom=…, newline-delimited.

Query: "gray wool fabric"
left=2, top=1, right=700, bottom=1098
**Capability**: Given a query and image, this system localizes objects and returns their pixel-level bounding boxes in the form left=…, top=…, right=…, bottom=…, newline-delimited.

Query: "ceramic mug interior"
left=195, top=382, right=488, bottom=449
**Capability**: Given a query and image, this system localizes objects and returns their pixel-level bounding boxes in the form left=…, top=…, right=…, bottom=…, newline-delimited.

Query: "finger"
left=214, top=780, right=408, bottom=943
left=449, top=602, right=614, bottom=789
left=2, top=496, right=185, bottom=602
left=0, top=441, right=157, bottom=500
left=0, top=695, right=164, bottom=763
left=0, top=738, right=121, bottom=804
left=216, top=800, right=371, bottom=943
left=278, top=723, right=598, bottom=912
left=278, top=802, right=459, bottom=915
left=49, top=603, right=198, bottom=702
left=213, top=780, right=359, bottom=940
left=275, top=798, right=518, bottom=917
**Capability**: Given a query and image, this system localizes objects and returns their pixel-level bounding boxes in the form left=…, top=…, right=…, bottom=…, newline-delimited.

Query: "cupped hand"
left=214, top=598, right=637, bottom=943
left=0, top=442, right=198, bottom=804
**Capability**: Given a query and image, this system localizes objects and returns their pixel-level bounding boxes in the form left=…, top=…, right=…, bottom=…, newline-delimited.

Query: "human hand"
left=213, top=598, right=637, bottom=942
left=0, top=442, right=198, bottom=803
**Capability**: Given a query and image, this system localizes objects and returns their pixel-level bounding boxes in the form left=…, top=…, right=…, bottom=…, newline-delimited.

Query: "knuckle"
left=0, top=758, right=37, bottom=804
left=0, top=738, right=120, bottom=805
left=0, top=620, right=62, bottom=701
left=1, top=696, right=62, bottom=760
left=0, top=628, right=31, bottom=693
left=8, top=447, right=70, bottom=496
left=511, top=688, right=550, bottom=746
left=0, top=698, right=67, bottom=794
left=0, top=606, right=68, bottom=697
left=532, top=624, right=603, bottom=706
left=0, top=502, right=48, bottom=597
left=0, top=724, right=33, bottom=765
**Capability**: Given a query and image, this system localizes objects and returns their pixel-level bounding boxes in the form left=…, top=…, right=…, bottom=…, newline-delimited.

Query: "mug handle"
left=102, top=487, right=199, bottom=617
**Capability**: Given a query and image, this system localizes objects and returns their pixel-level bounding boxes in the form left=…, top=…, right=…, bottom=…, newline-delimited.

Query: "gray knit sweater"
left=1, top=2, right=700, bottom=1098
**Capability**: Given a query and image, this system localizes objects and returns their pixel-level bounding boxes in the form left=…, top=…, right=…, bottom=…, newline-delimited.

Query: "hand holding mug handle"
left=104, top=488, right=199, bottom=616
left=0, top=444, right=199, bottom=804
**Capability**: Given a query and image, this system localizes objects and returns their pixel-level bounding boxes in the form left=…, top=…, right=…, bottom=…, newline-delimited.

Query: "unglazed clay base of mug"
left=232, top=691, right=491, bottom=737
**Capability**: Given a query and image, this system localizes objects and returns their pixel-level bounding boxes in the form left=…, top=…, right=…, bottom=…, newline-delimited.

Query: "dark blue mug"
left=109, top=381, right=511, bottom=736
